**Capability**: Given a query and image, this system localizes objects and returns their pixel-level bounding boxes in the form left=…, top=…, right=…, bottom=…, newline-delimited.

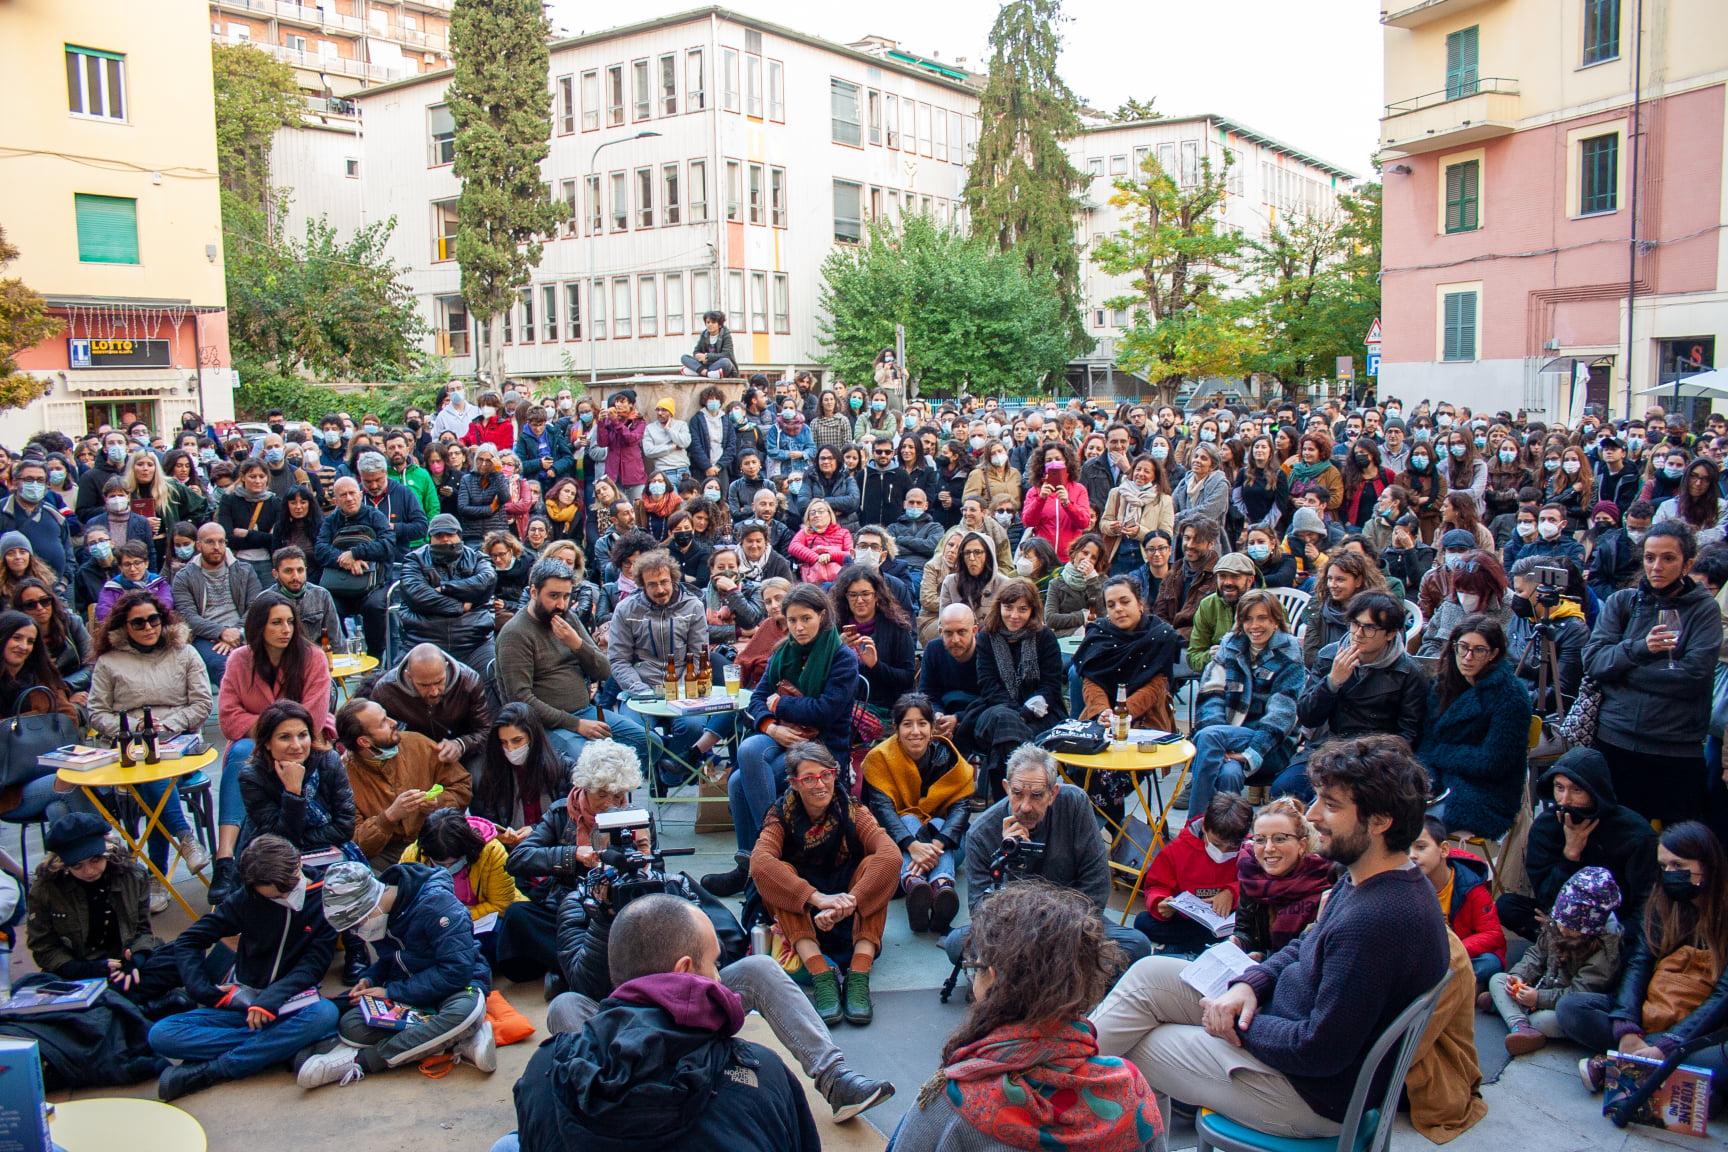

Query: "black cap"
left=45, top=812, right=109, bottom=866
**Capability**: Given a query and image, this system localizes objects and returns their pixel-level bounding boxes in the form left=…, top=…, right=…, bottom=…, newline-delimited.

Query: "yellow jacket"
left=400, top=837, right=525, bottom=921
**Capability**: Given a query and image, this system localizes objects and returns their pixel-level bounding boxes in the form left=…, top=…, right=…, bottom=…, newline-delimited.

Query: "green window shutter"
left=1444, top=291, right=1477, bottom=361
left=1446, top=27, right=1479, bottom=99
left=74, top=194, right=139, bottom=264
left=1445, top=161, right=1479, bottom=232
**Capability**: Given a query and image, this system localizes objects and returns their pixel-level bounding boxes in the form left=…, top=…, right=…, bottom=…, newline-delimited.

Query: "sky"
left=546, top=0, right=1384, bottom=176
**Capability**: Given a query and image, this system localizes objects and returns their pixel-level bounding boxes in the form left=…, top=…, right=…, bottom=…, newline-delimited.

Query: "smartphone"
left=40, top=981, right=88, bottom=996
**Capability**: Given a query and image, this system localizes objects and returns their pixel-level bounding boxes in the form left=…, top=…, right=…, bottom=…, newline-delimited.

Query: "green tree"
left=211, top=43, right=303, bottom=216
left=817, top=213, right=1069, bottom=398
left=0, top=228, right=60, bottom=411
left=226, top=196, right=429, bottom=383
left=963, top=0, right=1091, bottom=358
left=447, top=0, right=565, bottom=380
left=1110, top=96, right=1160, bottom=123
left=1093, top=153, right=1254, bottom=406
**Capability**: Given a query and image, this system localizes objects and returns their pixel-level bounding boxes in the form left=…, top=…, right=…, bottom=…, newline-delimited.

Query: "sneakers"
left=904, top=877, right=933, bottom=933
left=298, top=1044, right=364, bottom=1089
left=148, top=876, right=171, bottom=914
left=930, top=880, right=959, bottom=935
left=1474, top=991, right=1493, bottom=1013
left=158, top=1060, right=225, bottom=1102
left=1505, top=1025, right=1547, bottom=1056
left=699, top=852, right=752, bottom=898
left=176, top=833, right=211, bottom=876
left=453, top=1020, right=497, bottom=1073
left=707, top=368, right=723, bottom=379
left=843, top=969, right=873, bottom=1026
left=821, top=1069, right=894, bottom=1123
left=206, top=857, right=241, bottom=907
left=811, top=969, right=843, bottom=1026
left=1579, top=1054, right=1608, bottom=1093
left=680, top=366, right=699, bottom=376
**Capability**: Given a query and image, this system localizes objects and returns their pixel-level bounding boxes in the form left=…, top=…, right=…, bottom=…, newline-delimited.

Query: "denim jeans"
left=1, top=774, right=93, bottom=827
left=191, top=638, right=229, bottom=683
left=544, top=706, right=649, bottom=769
left=1186, top=725, right=1260, bottom=818
left=549, top=954, right=840, bottom=1085
left=729, top=735, right=789, bottom=853
left=680, top=354, right=736, bottom=376
left=218, top=739, right=252, bottom=828
left=149, top=1001, right=340, bottom=1080
left=898, top=814, right=957, bottom=882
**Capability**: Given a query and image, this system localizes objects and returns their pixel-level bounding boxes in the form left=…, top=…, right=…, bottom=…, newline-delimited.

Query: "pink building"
left=1378, top=0, right=1726, bottom=422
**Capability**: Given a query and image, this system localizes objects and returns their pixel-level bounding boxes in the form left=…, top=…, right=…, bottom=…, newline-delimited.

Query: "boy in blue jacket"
left=297, top=860, right=495, bottom=1089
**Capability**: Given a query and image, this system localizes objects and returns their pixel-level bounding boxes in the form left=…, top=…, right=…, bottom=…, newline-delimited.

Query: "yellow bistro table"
left=55, top=747, right=219, bottom=919
left=329, top=652, right=379, bottom=705
left=50, top=1097, right=206, bottom=1152
left=627, top=687, right=752, bottom=818
left=1052, top=738, right=1196, bottom=925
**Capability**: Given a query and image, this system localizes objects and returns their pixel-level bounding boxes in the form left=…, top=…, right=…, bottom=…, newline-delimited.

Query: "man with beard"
left=336, top=699, right=471, bottom=869
left=1185, top=552, right=1259, bottom=671
left=1087, top=734, right=1447, bottom=1139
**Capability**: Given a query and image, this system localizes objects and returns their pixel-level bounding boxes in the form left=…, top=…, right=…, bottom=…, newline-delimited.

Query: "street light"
left=588, top=130, right=662, bottom=386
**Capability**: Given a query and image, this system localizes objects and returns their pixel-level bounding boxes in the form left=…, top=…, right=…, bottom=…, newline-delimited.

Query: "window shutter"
left=1457, top=291, right=1477, bottom=359
left=1443, top=293, right=1461, bottom=360
left=1445, top=165, right=1462, bottom=232
left=74, top=194, right=139, bottom=264
left=1460, top=160, right=1477, bottom=229
left=1445, top=27, right=1479, bottom=98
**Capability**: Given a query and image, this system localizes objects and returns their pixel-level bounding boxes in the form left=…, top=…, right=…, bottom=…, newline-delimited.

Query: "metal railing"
left=304, top=94, right=359, bottom=118
left=212, top=0, right=364, bottom=33
left=1384, top=76, right=1519, bottom=117
left=214, top=34, right=405, bottom=81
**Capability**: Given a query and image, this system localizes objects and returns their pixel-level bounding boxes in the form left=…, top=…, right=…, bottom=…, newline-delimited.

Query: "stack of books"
left=38, top=746, right=117, bottom=772
left=0, top=979, right=105, bottom=1016
left=665, top=694, right=737, bottom=716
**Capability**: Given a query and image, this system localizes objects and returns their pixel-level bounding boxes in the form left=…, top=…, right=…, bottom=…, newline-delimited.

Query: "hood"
left=1448, top=850, right=1491, bottom=910
left=552, top=974, right=742, bottom=1145
left=105, top=620, right=191, bottom=655
left=1539, top=747, right=1616, bottom=813
left=378, top=860, right=442, bottom=924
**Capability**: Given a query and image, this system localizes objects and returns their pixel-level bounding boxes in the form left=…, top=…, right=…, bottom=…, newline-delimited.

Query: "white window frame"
left=636, top=166, right=654, bottom=228
left=832, top=78, right=862, bottom=147
left=665, top=271, right=685, bottom=335
left=722, top=47, right=740, bottom=112
left=632, top=59, right=650, bottom=121
left=610, top=170, right=628, bottom=231
left=767, top=59, right=784, bottom=122
left=770, top=166, right=786, bottom=227
left=691, top=269, right=713, bottom=315
left=726, top=159, right=741, bottom=221
left=726, top=270, right=746, bottom=326
left=591, top=279, right=607, bottom=339
left=638, top=275, right=658, bottom=337
left=748, top=163, right=764, bottom=224
left=772, top=272, right=790, bottom=334
left=884, top=92, right=899, bottom=149
left=613, top=276, right=632, bottom=339
left=606, top=64, right=624, bottom=127
left=557, top=75, right=574, bottom=134
left=745, top=53, right=763, bottom=117
left=564, top=281, right=582, bottom=340
left=659, top=53, right=677, bottom=116
left=750, top=271, right=768, bottom=333
left=543, top=284, right=559, bottom=342
left=686, top=48, right=706, bottom=111
left=689, top=159, right=708, bottom=222
left=560, top=179, right=577, bottom=237
left=580, top=70, right=599, bottom=132
left=662, top=163, right=680, bottom=225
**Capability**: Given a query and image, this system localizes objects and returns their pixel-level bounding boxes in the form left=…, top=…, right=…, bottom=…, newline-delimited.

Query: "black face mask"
left=672, top=531, right=695, bottom=548
left=430, top=543, right=463, bottom=564
left=1554, top=802, right=1596, bottom=823
left=1662, top=868, right=1703, bottom=902
left=1511, top=595, right=1535, bottom=619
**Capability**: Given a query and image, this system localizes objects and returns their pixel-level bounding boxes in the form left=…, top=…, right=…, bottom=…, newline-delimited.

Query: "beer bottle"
left=1113, top=682, right=1131, bottom=744
left=664, top=653, right=679, bottom=700
left=684, top=653, right=697, bottom=699
left=696, top=647, right=712, bottom=695
left=118, top=712, right=135, bottom=768
left=140, top=706, right=159, bottom=766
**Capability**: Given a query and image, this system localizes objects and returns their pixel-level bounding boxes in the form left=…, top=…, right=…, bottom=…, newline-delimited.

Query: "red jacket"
left=1143, top=817, right=1240, bottom=915
left=463, top=415, right=516, bottom=454
left=1021, top=480, right=1091, bottom=561
left=1444, top=851, right=1507, bottom=964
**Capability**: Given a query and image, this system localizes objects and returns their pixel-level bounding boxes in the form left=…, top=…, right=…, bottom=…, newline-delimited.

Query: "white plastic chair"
left=1266, top=586, right=1311, bottom=625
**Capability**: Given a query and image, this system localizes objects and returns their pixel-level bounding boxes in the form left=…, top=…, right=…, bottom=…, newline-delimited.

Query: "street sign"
left=1367, top=350, right=1381, bottom=377
left=1364, top=318, right=1382, bottom=345
left=67, top=338, right=171, bottom=369
left=1335, top=356, right=1354, bottom=379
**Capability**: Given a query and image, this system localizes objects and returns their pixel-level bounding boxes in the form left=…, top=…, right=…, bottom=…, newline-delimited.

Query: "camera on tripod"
left=584, top=808, right=695, bottom=915
left=1533, top=564, right=1570, bottom=608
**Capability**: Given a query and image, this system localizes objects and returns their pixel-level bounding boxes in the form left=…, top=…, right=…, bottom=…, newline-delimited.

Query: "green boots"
left=811, top=969, right=843, bottom=1026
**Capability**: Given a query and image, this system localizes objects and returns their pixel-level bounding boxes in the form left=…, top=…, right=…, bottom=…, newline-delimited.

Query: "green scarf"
left=1289, top=459, right=1334, bottom=484
left=764, top=624, right=841, bottom=700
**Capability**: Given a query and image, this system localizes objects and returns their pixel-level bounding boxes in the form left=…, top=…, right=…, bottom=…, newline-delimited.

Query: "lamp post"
left=588, top=130, right=662, bottom=387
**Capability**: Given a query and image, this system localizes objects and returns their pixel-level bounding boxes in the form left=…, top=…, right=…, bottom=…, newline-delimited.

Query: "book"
left=155, top=733, right=204, bottom=760
left=298, top=847, right=346, bottom=869
left=277, top=988, right=323, bottom=1016
left=357, top=993, right=426, bottom=1032
left=665, top=695, right=738, bottom=715
left=1602, top=1052, right=1712, bottom=1137
left=471, top=912, right=499, bottom=935
left=1169, top=891, right=1237, bottom=937
left=1181, top=941, right=1258, bottom=1001
left=38, top=745, right=118, bottom=771
left=0, top=979, right=104, bottom=1016
left=0, top=1038, right=50, bottom=1152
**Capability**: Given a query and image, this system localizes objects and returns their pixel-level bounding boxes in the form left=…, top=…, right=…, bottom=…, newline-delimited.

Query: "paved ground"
left=9, top=726, right=1723, bottom=1151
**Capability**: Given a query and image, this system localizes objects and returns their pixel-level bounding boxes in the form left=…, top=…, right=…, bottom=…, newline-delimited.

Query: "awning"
left=1538, top=355, right=1614, bottom=374
left=1637, top=369, right=1728, bottom=399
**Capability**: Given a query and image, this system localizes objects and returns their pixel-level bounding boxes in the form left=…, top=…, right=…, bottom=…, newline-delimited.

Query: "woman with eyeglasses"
left=88, top=591, right=213, bottom=911
left=1653, top=457, right=1728, bottom=548
left=1417, top=615, right=1533, bottom=842
left=1230, top=797, right=1335, bottom=961
left=12, top=577, right=90, bottom=698
left=750, top=740, right=899, bottom=1027
left=831, top=563, right=916, bottom=719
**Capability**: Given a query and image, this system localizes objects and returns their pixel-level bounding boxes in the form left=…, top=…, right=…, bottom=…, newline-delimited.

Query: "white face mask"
left=1516, top=521, right=1536, bottom=539
left=1015, top=555, right=1037, bottom=576
left=1457, top=591, right=1481, bottom=613
left=503, top=742, right=532, bottom=766
left=855, top=548, right=880, bottom=568
left=269, top=872, right=308, bottom=912
left=354, top=910, right=388, bottom=942
left=1204, top=839, right=1233, bottom=864
left=1538, top=520, right=1562, bottom=540
left=481, top=406, right=497, bottom=420
left=991, top=453, right=1008, bottom=468
left=106, top=495, right=129, bottom=514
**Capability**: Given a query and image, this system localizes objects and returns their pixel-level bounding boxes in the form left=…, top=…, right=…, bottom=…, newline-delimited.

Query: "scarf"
left=764, top=625, right=841, bottom=701
left=640, top=489, right=681, bottom=518
left=1289, top=459, right=1333, bottom=484
left=863, top=736, right=973, bottom=823
left=1185, top=470, right=1207, bottom=502
left=546, top=499, right=579, bottom=527
left=925, top=1019, right=1161, bottom=1152
left=739, top=550, right=768, bottom=581
left=1236, top=851, right=1334, bottom=952
left=772, top=788, right=861, bottom=877
left=989, top=629, right=1043, bottom=700
left=1076, top=613, right=1178, bottom=696
left=232, top=485, right=273, bottom=504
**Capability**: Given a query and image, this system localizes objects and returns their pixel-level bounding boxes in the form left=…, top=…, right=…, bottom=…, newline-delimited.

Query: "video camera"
left=1533, top=564, right=1570, bottom=609
left=997, top=836, right=1046, bottom=866
left=583, top=809, right=695, bottom=915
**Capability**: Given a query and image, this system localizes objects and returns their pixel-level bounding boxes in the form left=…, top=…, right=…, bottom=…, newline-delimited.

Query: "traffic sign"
left=1364, top=318, right=1382, bottom=345
left=1367, top=350, right=1381, bottom=377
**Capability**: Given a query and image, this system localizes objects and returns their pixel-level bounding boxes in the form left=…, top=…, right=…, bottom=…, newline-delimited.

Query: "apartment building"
left=352, top=5, right=982, bottom=381
left=1378, top=0, right=1726, bottom=421
left=209, top=0, right=452, bottom=94
left=1070, top=115, right=1359, bottom=392
left=0, top=0, right=234, bottom=442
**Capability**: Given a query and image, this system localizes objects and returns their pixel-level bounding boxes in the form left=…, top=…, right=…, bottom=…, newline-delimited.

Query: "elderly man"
left=497, top=557, right=647, bottom=764
left=1185, top=551, right=1260, bottom=671
left=336, top=698, right=471, bottom=869
left=356, top=449, right=429, bottom=555
left=365, top=643, right=493, bottom=781
left=259, top=433, right=308, bottom=499
left=315, top=476, right=394, bottom=656
left=607, top=550, right=720, bottom=786
left=269, top=545, right=342, bottom=650
left=950, top=745, right=1151, bottom=968
left=382, top=427, right=439, bottom=524
left=172, top=521, right=262, bottom=681
left=0, top=458, right=73, bottom=579
left=917, top=603, right=986, bottom=762
left=400, top=512, right=497, bottom=672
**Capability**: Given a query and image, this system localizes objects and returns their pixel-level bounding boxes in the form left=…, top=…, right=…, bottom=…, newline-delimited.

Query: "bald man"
left=172, top=521, right=263, bottom=682
left=364, top=643, right=494, bottom=784
left=916, top=603, right=985, bottom=762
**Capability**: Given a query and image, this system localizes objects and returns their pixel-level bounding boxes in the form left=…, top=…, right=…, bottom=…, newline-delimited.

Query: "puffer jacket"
left=357, top=863, right=490, bottom=1004
left=237, top=746, right=355, bottom=854
left=88, top=623, right=212, bottom=740
left=1585, top=575, right=1723, bottom=756
left=787, top=522, right=853, bottom=584
left=605, top=585, right=708, bottom=696
left=794, top=469, right=861, bottom=527
left=456, top=469, right=511, bottom=542
left=1044, top=565, right=1103, bottom=637
left=399, top=543, right=497, bottom=658
left=25, top=839, right=162, bottom=978
left=887, top=511, right=943, bottom=564
left=1194, top=629, right=1305, bottom=777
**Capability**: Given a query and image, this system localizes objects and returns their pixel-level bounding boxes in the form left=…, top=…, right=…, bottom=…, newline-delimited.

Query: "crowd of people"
left=6, top=364, right=1728, bottom=1149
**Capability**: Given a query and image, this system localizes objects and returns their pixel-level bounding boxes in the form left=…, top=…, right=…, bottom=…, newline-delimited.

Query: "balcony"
left=1380, top=77, right=1520, bottom=156
left=403, top=0, right=452, bottom=11
left=1381, top=0, right=1505, bottom=29
left=211, top=0, right=363, bottom=33
left=304, top=94, right=359, bottom=119
left=213, top=33, right=404, bottom=81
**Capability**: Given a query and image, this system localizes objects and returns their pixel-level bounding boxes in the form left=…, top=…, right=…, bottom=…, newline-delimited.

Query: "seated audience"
left=787, top=498, right=852, bottom=585
left=938, top=531, right=1007, bottom=625
left=468, top=703, right=573, bottom=842
left=1417, top=616, right=1532, bottom=840
left=237, top=700, right=357, bottom=860
left=336, top=698, right=471, bottom=868
left=363, top=644, right=493, bottom=781
left=969, top=578, right=1065, bottom=806
left=13, top=577, right=91, bottom=696
left=1187, top=590, right=1305, bottom=818
left=861, top=693, right=973, bottom=935
left=1152, top=516, right=1220, bottom=639
left=95, top=540, right=172, bottom=623
left=399, top=808, right=525, bottom=967
left=1075, top=575, right=1181, bottom=731
left=1408, top=816, right=1507, bottom=983
left=735, top=576, right=791, bottom=687
left=833, top=563, right=916, bottom=720
left=400, top=512, right=499, bottom=673
left=1297, top=551, right=1387, bottom=669
left=606, top=549, right=717, bottom=781
left=1184, top=552, right=1258, bottom=671
left=172, top=521, right=262, bottom=682
left=1483, top=866, right=1621, bottom=1058
left=703, top=542, right=764, bottom=646
left=268, top=545, right=342, bottom=649
left=1043, top=533, right=1106, bottom=638
left=1136, top=793, right=1253, bottom=957
left=1416, top=549, right=1510, bottom=658
left=1505, top=555, right=1588, bottom=713
left=916, top=603, right=986, bottom=763
left=1231, top=798, right=1334, bottom=960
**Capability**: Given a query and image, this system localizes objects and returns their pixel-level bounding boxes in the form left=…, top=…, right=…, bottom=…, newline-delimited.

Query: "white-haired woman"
left=496, top=737, right=647, bottom=987
left=457, top=442, right=511, bottom=545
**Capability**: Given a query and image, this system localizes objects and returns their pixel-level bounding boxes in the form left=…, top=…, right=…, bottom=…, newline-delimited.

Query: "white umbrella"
left=1638, top=369, right=1728, bottom=399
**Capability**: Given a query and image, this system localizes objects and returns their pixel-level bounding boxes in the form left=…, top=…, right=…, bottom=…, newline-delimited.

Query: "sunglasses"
left=18, top=598, right=50, bottom=610
left=126, top=613, right=164, bottom=630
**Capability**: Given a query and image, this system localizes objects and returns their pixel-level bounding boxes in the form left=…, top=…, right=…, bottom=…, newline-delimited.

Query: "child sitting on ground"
left=1135, top=791, right=1252, bottom=957
left=1481, top=865, right=1622, bottom=1056
left=1409, top=815, right=1507, bottom=985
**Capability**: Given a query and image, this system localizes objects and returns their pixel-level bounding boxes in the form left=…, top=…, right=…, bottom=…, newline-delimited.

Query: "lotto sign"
left=67, top=338, right=171, bottom=369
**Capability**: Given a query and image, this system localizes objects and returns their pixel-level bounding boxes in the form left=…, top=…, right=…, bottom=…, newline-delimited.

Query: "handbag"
left=0, top=686, right=79, bottom=790
left=1642, top=945, right=1717, bottom=1035
left=1556, top=676, right=1601, bottom=749
left=319, top=522, right=381, bottom=596
left=1037, top=719, right=1111, bottom=756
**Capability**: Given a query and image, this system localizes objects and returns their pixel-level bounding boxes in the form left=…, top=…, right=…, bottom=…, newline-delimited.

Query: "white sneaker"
left=148, top=877, right=170, bottom=914
left=454, top=1020, right=497, bottom=1073
left=681, top=366, right=699, bottom=376
left=297, top=1044, right=364, bottom=1089
left=707, top=369, right=723, bottom=379
left=176, top=834, right=211, bottom=876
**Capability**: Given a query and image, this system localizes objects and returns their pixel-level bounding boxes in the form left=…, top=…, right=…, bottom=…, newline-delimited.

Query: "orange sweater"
left=344, top=731, right=472, bottom=863
left=750, top=801, right=900, bottom=916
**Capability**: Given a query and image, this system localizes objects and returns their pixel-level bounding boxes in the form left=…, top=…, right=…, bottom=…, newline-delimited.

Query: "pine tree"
left=447, top=0, right=565, bottom=379
left=963, top=0, right=1091, bottom=359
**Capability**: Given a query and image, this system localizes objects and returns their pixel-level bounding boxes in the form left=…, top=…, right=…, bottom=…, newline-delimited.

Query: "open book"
left=1169, top=890, right=1237, bottom=937
left=1180, top=941, right=1257, bottom=1001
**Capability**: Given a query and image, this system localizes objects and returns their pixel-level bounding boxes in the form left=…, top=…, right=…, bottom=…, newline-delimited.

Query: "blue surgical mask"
left=47, top=468, right=66, bottom=485
left=265, top=447, right=285, bottom=466
left=17, top=481, right=45, bottom=504
left=90, top=542, right=112, bottom=561
left=1664, top=464, right=1685, bottom=480
left=1498, top=449, right=1517, bottom=464
left=850, top=396, right=864, bottom=410
left=788, top=479, right=803, bottom=494
left=325, top=430, right=343, bottom=446
left=1199, top=429, right=1216, bottom=442
left=730, top=409, right=746, bottom=423
left=1447, top=443, right=1465, bottom=457
left=199, top=448, right=217, bottom=463
left=1545, top=458, right=1562, bottom=472
left=905, top=506, right=924, bottom=519
left=174, top=544, right=195, bottom=561
left=1150, top=445, right=1168, bottom=461
left=648, top=481, right=667, bottom=496
left=1473, top=436, right=1487, bottom=449
left=1411, top=454, right=1430, bottom=468
left=1246, top=543, right=1272, bottom=562
left=1413, top=428, right=1431, bottom=442
left=363, top=424, right=381, bottom=435
left=706, top=399, right=722, bottom=414
left=580, top=410, right=594, bottom=424
left=870, top=400, right=886, bottom=412
left=105, top=444, right=125, bottom=464
left=370, top=742, right=400, bottom=761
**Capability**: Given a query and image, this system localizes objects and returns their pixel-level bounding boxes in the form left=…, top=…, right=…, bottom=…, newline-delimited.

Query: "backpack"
left=319, top=518, right=380, bottom=595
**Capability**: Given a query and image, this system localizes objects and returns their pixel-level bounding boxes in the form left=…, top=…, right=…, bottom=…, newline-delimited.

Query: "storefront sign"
left=67, top=338, right=171, bottom=369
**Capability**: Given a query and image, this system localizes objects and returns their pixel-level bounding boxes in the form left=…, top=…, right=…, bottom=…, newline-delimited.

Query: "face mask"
left=1015, top=555, right=1037, bottom=576
left=479, top=407, right=496, bottom=421
left=1413, top=429, right=1431, bottom=442
left=969, top=436, right=986, bottom=451
left=648, top=481, right=666, bottom=497
left=503, top=742, right=532, bottom=766
left=105, top=444, right=125, bottom=464
left=1448, top=443, right=1466, bottom=458
left=174, top=543, right=196, bottom=561
left=1386, top=409, right=1401, bottom=420
left=856, top=548, right=881, bottom=568
left=370, top=742, right=400, bottom=762
left=1444, top=553, right=1469, bottom=570
left=1204, top=839, right=1233, bottom=865
left=730, top=409, right=747, bottom=424
left=1411, top=454, right=1430, bottom=469
left=430, top=543, right=463, bottom=564
left=704, top=486, right=722, bottom=500
left=788, top=480, right=802, bottom=494
left=106, top=495, right=129, bottom=514
left=580, top=411, right=595, bottom=424
left=354, top=912, right=388, bottom=942
left=264, top=447, right=285, bottom=466
left=986, top=423, right=1002, bottom=438
left=1559, top=458, right=1584, bottom=476
left=1474, top=436, right=1487, bottom=449
left=325, top=431, right=343, bottom=446
left=1662, top=869, right=1703, bottom=902
left=1628, top=436, right=1644, bottom=451
left=269, top=872, right=309, bottom=911
left=990, top=453, right=1008, bottom=469
left=850, top=396, right=864, bottom=410
left=1437, top=414, right=1454, bottom=428
left=1593, top=519, right=1615, bottom=534
left=1629, top=528, right=1648, bottom=545
left=1663, top=465, right=1685, bottom=480
left=1457, top=591, right=1481, bottom=613
left=1498, top=449, right=1517, bottom=464
left=705, top=399, right=722, bottom=415
left=995, top=510, right=1014, bottom=525
left=1150, top=445, right=1169, bottom=461
left=90, top=541, right=113, bottom=561
left=1353, top=455, right=1371, bottom=468
left=905, top=506, right=924, bottom=519
left=1199, top=429, right=1216, bottom=442
left=870, top=400, right=886, bottom=413
left=48, top=468, right=67, bottom=485
left=1517, top=521, right=1536, bottom=539
left=18, top=481, right=44, bottom=504
left=1538, top=520, right=1561, bottom=540
left=672, top=530, right=695, bottom=547
left=1544, top=458, right=1561, bottom=472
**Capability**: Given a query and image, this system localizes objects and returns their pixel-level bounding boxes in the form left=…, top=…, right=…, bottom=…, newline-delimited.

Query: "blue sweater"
left=746, top=637, right=860, bottom=767
left=1416, top=658, right=1532, bottom=839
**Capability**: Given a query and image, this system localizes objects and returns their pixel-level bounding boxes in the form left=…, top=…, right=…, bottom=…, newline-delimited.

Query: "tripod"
left=937, top=848, right=1029, bottom=1003
left=1515, top=616, right=1569, bottom=718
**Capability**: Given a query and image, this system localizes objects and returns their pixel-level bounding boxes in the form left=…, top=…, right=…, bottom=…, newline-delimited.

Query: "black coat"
left=973, top=627, right=1067, bottom=745
left=237, top=747, right=356, bottom=854
left=1298, top=643, right=1429, bottom=746
left=855, top=613, right=916, bottom=710
left=174, top=870, right=338, bottom=1016
left=399, top=543, right=497, bottom=659
left=1527, top=750, right=1658, bottom=920
left=857, top=465, right=912, bottom=531
left=688, top=412, right=738, bottom=483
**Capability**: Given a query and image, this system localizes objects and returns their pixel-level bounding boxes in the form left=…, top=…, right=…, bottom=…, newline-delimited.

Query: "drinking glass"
left=1659, top=608, right=1682, bottom=671
left=723, top=664, right=742, bottom=695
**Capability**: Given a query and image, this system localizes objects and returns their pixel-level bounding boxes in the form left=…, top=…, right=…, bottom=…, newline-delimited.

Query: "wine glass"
left=1658, top=608, right=1683, bottom=671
